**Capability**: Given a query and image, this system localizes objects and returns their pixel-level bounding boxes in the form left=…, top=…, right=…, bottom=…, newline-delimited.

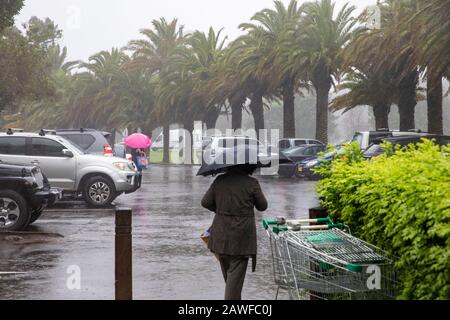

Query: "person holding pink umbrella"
left=125, top=132, right=151, bottom=187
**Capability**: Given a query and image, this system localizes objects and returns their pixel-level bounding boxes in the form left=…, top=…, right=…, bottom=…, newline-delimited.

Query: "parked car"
left=296, top=148, right=346, bottom=180
left=45, top=128, right=114, bottom=156
left=278, top=145, right=327, bottom=178
left=363, top=134, right=450, bottom=159
left=0, top=162, right=62, bottom=231
left=202, top=136, right=276, bottom=165
left=351, top=129, right=429, bottom=150
left=278, top=138, right=324, bottom=153
left=0, top=130, right=140, bottom=207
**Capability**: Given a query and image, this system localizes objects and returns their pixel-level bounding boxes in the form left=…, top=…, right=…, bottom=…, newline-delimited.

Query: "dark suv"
left=363, top=134, right=450, bottom=159
left=0, top=162, right=62, bottom=231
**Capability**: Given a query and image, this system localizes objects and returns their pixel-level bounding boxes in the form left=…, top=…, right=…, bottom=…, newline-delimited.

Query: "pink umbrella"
left=124, top=133, right=152, bottom=149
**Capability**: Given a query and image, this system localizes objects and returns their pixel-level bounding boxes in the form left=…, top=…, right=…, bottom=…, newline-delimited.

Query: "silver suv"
left=0, top=131, right=140, bottom=207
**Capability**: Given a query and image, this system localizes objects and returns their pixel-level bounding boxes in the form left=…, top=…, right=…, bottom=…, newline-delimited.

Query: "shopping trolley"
left=262, top=217, right=344, bottom=299
left=263, top=217, right=398, bottom=300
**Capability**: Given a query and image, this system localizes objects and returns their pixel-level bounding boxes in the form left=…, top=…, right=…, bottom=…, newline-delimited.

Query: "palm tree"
left=350, top=1, right=422, bottom=132
left=285, top=0, right=358, bottom=144
left=156, top=27, right=227, bottom=163
left=70, top=48, right=130, bottom=129
left=409, top=0, right=449, bottom=134
left=205, top=46, right=250, bottom=131
left=239, top=0, right=305, bottom=138
left=331, top=70, right=396, bottom=129
left=228, top=34, right=274, bottom=139
left=127, top=18, right=186, bottom=163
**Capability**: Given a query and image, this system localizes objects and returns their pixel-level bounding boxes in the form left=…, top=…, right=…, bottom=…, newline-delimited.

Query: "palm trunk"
left=203, top=106, right=221, bottom=130
left=397, top=71, right=417, bottom=131
left=312, top=65, right=331, bottom=144
left=230, top=95, right=245, bottom=130
left=283, top=81, right=296, bottom=138
left=163, top=125, right=170, bottom=163
left=373, top=104, right=390, bottom=130
left=183, top=120, right=194, bottom=164
left=249, top=89, right=265, bottom=140
left=427, top=69, right=443, bottom=134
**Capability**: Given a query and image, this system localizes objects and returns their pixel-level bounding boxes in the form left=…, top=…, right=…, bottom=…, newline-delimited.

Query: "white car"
left=202, top=136, right=277, bottom=165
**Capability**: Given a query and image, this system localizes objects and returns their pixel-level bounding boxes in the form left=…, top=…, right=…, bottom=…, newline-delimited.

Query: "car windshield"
left=364, top=144, right=384, bottom=157
left=351, top=133, right=364, bottom=148
left=320, top=148, right=343, bottom=159
left=54, top=136, right=84, bottom=154
left=283, top=146, right=307, bottom=156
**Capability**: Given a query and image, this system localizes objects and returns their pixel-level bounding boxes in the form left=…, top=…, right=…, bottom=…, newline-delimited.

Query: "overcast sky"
left=16, top=0, right=375, bottom=62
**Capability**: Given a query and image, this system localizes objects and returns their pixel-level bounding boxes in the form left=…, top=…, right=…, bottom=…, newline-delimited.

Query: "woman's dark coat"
left=201, top=171, right=268, bottom=271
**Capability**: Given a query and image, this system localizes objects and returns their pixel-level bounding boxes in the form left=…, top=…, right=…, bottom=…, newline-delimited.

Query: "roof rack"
left=407, top=129, right=427, bottom=133
left=54, top=128, right=93, bottom=132
left=39, top=129, right=57, bottom=136
left=6, top=128, right=24, bottom=135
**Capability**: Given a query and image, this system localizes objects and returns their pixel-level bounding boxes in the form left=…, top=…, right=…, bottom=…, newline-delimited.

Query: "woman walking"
left=201, top=164, right=268, bottom=300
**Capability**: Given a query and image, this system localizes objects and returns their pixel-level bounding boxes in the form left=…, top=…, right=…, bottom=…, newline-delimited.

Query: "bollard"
left=309, top=206, right=328, bottom=220
left=115, top=207, right=132, bottom=300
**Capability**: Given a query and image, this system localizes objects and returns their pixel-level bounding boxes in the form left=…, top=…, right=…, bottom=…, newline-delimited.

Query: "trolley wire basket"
left=263, top=217, right=344, bottom=299
left=263, top=217, right=398, bottom=300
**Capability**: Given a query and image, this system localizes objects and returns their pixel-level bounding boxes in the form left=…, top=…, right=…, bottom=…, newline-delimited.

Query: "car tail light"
left=104, top=144, right=113, bottom=157
left=126, top=153, right=133, bottom=162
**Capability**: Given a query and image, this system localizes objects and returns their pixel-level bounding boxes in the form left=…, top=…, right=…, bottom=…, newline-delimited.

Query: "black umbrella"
left=197, top=144, right=271, bottom=177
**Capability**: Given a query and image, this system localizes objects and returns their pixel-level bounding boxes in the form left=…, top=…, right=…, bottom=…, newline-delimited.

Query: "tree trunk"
left=230, top=95, right=245, bottom=130
left=283, top=81, right=296, bottom=138
left=373, top=104, right=390, bottom=130
left=203, top=106, right=221, bottom=130
left=183, top=120, right=194, bottom=164
left=427, top=69, right=443, bottom=134
left=163, top=125, right=170, bottom=163
left=312, top=64, right=331, bottom=144
left=397, top=71, right=417, bottom=131
left=249, top=89, right=265, bottom=140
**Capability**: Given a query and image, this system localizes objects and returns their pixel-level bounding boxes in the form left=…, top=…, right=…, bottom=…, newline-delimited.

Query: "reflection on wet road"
left=0, top=165, right=318, bottom=300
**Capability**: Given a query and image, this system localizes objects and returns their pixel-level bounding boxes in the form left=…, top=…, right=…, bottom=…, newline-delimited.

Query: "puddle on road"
left=0, top=232, right=64, bottom=245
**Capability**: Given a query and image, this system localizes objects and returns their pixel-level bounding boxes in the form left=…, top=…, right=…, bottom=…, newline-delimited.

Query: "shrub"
left=316, top=140, right=450, bottom=299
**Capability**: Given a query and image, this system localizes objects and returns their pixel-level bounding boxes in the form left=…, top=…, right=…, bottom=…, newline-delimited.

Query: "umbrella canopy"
left=124, top=133, right=151, bottom=149
left=197, top=144, right=272, bottom=177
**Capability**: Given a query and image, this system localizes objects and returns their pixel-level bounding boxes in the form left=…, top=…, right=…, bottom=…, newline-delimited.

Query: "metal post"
left=115, top=207, right=132, bottom=300
left=309, top=206, right=328, bottom=220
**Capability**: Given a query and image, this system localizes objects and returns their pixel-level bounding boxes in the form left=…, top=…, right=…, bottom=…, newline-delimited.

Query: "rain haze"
left=16, top=0, right=375, bottom=61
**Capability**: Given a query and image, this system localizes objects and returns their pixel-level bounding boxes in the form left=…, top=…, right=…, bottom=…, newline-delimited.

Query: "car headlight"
left=305, top=160, right=319, bottom=167
left=113, top=162, right=134, bottom=171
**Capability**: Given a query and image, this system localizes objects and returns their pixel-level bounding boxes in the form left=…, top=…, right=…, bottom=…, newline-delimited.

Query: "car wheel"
left=83, top=176, right=116, bottom=207
left=29, top=206, right=44, bottom=224
left=0, top=190, right=30, bottom=231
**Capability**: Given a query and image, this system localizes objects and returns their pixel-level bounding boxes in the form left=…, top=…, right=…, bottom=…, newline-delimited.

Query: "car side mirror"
left=62, top=149, right=74, bottom=158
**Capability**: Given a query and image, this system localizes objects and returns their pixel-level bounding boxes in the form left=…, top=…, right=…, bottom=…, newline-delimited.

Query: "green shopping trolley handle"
left=272, top=226, right=288, bottom=234
left=263, top=217, right=334, bottom=230
left=272, top=223, right=346, bottom=234
left=262, top=219, right=278, bottom=230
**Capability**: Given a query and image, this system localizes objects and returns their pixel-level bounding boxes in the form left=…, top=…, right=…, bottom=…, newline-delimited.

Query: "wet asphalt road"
left=0, top=165, right=318, bottom=300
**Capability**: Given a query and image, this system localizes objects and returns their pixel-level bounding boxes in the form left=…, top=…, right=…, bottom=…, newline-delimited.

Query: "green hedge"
left=316, top=140, right=450, bottom=299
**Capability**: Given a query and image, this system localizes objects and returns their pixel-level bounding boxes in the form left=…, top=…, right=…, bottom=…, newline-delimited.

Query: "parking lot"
left=0, top=165, right=319, bottom=300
